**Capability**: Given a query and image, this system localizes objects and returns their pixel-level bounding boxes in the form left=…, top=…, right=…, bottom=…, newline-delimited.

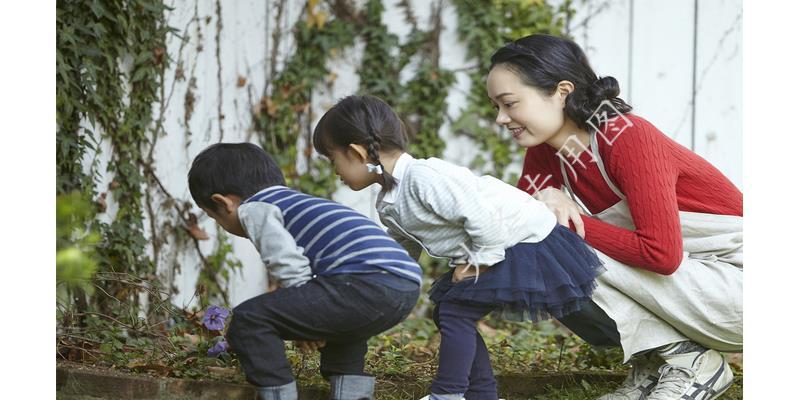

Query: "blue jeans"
left=431, top=301, right=498, bottom=400
left=227, top=274, right=419, bottom=388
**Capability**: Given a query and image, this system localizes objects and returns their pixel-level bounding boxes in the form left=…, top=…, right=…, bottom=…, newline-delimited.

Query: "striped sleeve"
left=238, top=202, right=313, bottom=287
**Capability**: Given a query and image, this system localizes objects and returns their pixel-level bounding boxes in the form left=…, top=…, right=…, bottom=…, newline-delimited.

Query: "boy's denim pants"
left=227, top=273, right=418, bottom=397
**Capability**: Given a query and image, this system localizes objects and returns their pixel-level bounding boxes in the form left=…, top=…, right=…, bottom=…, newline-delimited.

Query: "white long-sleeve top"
left=376, top=153, right=558, bottom=267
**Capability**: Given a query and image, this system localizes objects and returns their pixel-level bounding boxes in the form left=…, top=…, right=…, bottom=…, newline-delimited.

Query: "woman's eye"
left=504, top=102, right=515, bottom=108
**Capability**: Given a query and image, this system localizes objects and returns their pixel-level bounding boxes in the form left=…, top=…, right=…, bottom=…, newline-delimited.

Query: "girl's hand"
left=267, top=279, right=281, bottom=293
left=452, top=264, right=490, bottom=282
left=534, top=187, right=586, bottom=238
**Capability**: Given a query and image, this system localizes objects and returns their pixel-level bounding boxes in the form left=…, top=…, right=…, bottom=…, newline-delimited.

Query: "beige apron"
left=559, top=133, right=743, bottom=362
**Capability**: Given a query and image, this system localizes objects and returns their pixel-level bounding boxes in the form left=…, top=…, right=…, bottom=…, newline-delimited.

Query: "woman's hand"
left=534, top=187, right=586, bottom=238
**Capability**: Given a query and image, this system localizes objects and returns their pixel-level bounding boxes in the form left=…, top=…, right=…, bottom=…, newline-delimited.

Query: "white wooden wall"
left=83, top=0, right=743, bottom=308
left=565, top=0, right=742, bottom=186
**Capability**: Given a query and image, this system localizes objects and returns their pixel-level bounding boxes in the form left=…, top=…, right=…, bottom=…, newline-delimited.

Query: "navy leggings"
left=431, top=301, right=498, bottom=399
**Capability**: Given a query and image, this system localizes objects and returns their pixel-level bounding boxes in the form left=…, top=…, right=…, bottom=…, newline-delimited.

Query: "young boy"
left=188, top=143, right=421, bottom=400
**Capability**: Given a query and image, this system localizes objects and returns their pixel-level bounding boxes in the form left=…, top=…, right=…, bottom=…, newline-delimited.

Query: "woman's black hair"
left=312, top=94, right=408, bottom=192
left=187, top=142, right=286, bottom=211
left=490, top=34, right=632, bottom=132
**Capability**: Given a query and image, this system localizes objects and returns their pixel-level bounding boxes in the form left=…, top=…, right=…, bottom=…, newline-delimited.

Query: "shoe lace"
left=648, top=364, right=696, bottom=398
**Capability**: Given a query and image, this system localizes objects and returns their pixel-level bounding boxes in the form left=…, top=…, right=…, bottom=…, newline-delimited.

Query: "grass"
left=292, top=314, right=743, bottom=399
left=58, top=290, right=743, bottom=399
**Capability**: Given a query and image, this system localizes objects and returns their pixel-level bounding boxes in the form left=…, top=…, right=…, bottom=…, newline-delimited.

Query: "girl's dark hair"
left=313, top=95, right=408, bottom=192
left=188, top=142, right=286, bottom=211
left=490, top=34, right=632, bottom=132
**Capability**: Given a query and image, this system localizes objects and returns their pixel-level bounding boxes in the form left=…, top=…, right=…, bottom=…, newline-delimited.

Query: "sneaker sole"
left=706, top=378, right=733, bottom=400
left=690, top=361, right=734, bottom=400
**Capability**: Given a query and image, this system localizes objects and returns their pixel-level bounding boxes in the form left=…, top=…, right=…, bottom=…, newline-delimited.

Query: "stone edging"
left=57, top=362, right=626, bottom=399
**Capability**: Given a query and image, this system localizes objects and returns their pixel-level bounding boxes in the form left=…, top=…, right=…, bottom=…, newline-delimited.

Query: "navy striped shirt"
left=244, top=186, right=422, bottom=286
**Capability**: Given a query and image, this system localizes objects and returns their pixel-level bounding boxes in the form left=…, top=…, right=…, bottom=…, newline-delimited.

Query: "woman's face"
left=486, top=64, right=567, bottom=148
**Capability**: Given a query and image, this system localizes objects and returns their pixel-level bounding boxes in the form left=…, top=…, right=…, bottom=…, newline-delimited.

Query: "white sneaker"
left=596, top=353, right=661, bottom=400
left=646, top=347, right=734, bottom=400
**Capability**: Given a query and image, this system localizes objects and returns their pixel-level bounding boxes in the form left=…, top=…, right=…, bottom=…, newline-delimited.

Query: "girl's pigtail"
left=360, top=97, right=399, bottom=192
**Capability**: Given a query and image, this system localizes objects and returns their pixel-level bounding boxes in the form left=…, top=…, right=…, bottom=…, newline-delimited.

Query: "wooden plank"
left=629, top=0, right=695, bottom=148
left=693, top=0, right=743, bottom=188
left=565, top=0, right=632, bottom=102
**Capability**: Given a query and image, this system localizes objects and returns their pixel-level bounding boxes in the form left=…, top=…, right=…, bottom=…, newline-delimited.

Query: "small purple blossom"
left=202, top=305, right=230, bottom=331
left=207, top=340, right=229, bottom=357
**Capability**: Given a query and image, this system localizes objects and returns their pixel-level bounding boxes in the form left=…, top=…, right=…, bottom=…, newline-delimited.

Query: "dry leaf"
left=96, top=192, right=107, bottom=213
left=236, top=75, right=246, bottom=87
left=292, top=102, right=310, bottom=113
left=153, top=47, right=166, bottom=65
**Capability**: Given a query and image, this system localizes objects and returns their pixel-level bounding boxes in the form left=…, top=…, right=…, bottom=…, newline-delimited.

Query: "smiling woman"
left=487, top=34, right=742, bottom=400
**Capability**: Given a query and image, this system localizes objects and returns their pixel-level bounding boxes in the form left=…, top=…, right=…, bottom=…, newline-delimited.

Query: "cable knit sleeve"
left=580, top=121, right=684, bottom=274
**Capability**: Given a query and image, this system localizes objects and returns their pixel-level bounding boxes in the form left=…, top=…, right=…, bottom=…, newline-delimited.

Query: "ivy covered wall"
left=56, top=0, right=572, bottom=312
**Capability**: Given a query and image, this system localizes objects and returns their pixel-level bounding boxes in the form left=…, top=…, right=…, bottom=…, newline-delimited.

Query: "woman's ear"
left=555, top=80, right=575, bottom=106
left=347, top=143, right=369, bottom=163
left=210, top=194, right=238, bottom=214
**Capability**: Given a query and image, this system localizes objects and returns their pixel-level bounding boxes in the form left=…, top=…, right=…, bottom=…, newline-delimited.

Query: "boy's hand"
left=295, top=340, right=326, bottom=353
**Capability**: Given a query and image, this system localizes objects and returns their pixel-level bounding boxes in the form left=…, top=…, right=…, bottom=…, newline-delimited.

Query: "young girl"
left=487, top=34, right=741, bottom=400
left=312, top=94, right=605, bottom=400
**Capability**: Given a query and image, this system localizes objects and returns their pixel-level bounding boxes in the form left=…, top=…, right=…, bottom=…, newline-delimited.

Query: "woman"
left=485, top=34, right=742, bottom=400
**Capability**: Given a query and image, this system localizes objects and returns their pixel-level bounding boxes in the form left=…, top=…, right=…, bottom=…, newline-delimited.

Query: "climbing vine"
left=56, top=0, right=250, bottom=317
left=358, top=0, right=455, bottom=158
left=252, top=0, right=360, bottom=197
left=56, top=0, right=173, bottom=314
left=56, top=0, right=575, bottom=330
left=55, top=0, right=584, bottom=380
left=451, top=0, right=574, bottom=179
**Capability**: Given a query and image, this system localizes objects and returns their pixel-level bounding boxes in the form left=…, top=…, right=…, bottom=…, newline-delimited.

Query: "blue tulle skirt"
left=428, top=225, right=606, bottom=322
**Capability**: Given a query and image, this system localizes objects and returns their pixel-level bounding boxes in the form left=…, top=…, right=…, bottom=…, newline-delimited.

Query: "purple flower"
left=207, top=340, right=229, bottom=357
left=202, top=305, right=230, bottom=331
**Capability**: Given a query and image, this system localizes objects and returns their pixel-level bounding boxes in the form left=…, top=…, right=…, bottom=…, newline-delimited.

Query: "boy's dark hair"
left=490, top=34, right=633, bottom=133
left=188, top=142, right=286, bottom=211
left=312, top=94, right=407, bottom=192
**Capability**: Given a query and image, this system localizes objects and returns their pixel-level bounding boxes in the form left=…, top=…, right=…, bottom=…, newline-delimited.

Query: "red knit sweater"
left=516, top=114, right=742, bottom=275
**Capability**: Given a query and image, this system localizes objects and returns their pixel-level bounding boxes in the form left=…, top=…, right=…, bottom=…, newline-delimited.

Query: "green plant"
left=57, top=191, right=101, bottom=297
left=451, top=0, right=574, bottom=180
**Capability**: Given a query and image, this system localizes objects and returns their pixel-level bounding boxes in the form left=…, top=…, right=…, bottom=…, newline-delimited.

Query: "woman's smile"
left=508, top=126, right=526, bottom=139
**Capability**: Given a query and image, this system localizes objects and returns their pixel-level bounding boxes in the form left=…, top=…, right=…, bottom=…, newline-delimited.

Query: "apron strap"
left=557, top=132, right=627, bottom=215
left=559, top=160, right=594, bottom=216
left=590, top=132, right=627, bottom=200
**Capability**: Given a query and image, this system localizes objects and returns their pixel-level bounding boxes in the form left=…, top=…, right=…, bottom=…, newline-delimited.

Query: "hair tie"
left=366, top=163, right=383, bottom=175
